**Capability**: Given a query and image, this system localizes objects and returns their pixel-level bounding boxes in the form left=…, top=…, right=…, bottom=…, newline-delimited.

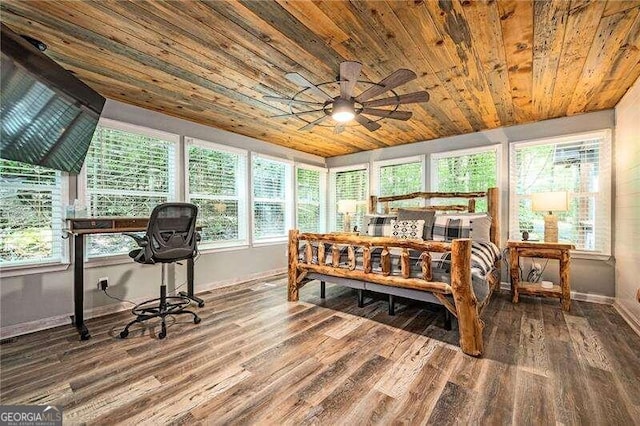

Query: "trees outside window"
left=510, top=131, right=611, bottom=253
left=82, top=123, right=178, bottom=257
left=296, top=167, right=326, bottom=233
left=187, top=140, right=247, bottom=247
left=252, top=156, right=292, bottom=241
left=431, top=147, right=499, bottom=212
left=0, top=160, right=64, bottom=266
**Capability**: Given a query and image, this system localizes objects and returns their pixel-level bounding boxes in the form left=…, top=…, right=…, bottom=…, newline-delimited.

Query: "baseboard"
left=613, top=301, right=640, bottom=337
left=0, top=267, right=287, bottom=340
left=499, top=282, right=614, bottom=305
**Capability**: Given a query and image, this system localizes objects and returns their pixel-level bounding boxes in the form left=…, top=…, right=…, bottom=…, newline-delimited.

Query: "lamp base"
left=343, top=213, right=352, bottom=233
left=543, top=213, right=558, bottom=243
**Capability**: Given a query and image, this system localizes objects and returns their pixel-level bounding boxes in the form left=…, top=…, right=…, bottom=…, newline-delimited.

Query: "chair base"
left=120, top=295, right=201, bottom=339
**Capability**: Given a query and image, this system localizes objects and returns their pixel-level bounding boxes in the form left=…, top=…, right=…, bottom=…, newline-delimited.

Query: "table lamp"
left=337, top=199, right=358, bottom=233
left=531, top=191, right=568, bottom=243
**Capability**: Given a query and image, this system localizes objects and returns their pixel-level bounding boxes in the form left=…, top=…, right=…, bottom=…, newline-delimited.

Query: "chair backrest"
left=146, top=203, right=198, bottom=262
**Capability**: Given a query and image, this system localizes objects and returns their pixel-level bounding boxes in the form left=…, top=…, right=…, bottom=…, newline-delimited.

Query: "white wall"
left=614, top=77, right=640, bottom=328
left=0, top=99, right=326, bottom=335
left=327, top=110, right=616, bottom=297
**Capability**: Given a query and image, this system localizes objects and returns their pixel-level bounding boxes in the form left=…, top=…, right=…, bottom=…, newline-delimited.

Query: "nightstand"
left=508, top=240, right=575, bottom=311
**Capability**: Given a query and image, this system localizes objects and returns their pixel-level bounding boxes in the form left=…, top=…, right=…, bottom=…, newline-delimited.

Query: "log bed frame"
left=288, top=187, right=500, bottom=357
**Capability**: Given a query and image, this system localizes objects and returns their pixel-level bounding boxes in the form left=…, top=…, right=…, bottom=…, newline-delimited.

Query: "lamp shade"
left=337, top=199, right=358, bottom=214
left=531, top=191, right=568, bottom=212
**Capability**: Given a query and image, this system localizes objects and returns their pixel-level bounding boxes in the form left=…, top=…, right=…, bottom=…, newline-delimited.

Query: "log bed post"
left=487, top=187, right=500, bottom=247
left=288, top=229, right=299, bottom=302
left=450, top=238, right=484, bottom=357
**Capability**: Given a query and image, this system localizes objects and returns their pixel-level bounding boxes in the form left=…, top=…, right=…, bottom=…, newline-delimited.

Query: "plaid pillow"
left=432, top=216, right=471, bottom=241
left=432, top=213, right=492, bottom=242
left=390, top=219, right=425, bottom=240
left=366, top=215, right=396, bottom=237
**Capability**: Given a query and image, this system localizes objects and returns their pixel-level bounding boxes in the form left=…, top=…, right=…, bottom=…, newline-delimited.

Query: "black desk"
left=65, top=217, right=204, bottom=340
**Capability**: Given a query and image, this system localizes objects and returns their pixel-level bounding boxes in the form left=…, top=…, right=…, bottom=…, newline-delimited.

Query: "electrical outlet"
left=98, top=277, right=109, bottom=291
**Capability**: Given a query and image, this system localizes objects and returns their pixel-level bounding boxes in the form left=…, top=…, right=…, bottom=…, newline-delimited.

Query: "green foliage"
left=0, top=159, right=60, bottom=264
left=434, top=151, right=496, bottom=212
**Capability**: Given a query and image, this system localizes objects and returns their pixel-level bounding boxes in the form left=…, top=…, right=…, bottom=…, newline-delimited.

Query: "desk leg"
left=73, top=235, right=90, bottom=340
left=180, top=257, right=204, bottom=308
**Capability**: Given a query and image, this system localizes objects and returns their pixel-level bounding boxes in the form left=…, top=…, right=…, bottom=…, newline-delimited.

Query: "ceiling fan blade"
left=285, top=72, right=332, bottom=101
left=355, top=69, right=418, bottom=103
left=354, top=114, right=382, bottom=132
left=362, top=91, right=429, bottom=108
left=299, top=115, right=330, bottom=131
left=339, top=61, right=362, bottom=99
left=334, top=124, right=346, bottom=134
left=263, top=96, right=325, bottom=106
left=271, top=109, right=326, bottom=118
left=361, top=108, right=412, bottom=121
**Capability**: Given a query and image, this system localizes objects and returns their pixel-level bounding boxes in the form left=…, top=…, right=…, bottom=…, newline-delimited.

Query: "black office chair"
left=119, top=203, right=201, bottom=339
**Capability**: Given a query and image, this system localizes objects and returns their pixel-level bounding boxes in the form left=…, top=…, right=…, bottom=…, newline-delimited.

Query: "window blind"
left=83, top=125, right=177, bottom=257
left=431, top=148, right=498, bottom=212
left=252, top=156, right=291, bottom=240
left=0, top=159, right=63, bottom=266
left=297, top=167, right=325, bottom=233
left=378, top=160, right=423, bottom=209
left=510, top=133, right=611, bottom=253
left=330, top=167, right=368, bottom=232
left=187, top=143, right=247, bottom=247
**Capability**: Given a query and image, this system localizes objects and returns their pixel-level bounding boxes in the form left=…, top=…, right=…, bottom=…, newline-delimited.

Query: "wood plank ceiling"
left=1, top=1, right=639, bottom=157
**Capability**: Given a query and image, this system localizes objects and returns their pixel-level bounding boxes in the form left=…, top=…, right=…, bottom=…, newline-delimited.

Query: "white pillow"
left=390, top=219, right=425, bottom=240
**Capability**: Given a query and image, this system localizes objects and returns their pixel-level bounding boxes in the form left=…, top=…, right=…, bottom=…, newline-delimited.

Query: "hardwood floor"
left=1, top=276, right=639, bottom=425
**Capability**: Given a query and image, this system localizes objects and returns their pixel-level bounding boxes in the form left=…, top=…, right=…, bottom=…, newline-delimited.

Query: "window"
left=0, top=160, right=65, bottom=266
left=509, top=130, right=611, bottom=254
left=81, top=121, right=178, bottom=257
left=330, top=165, right=368, bottom=232
left=296, top=166, right=326, bottom=233
left=431, top=146, right=499, bottom=212
left=186, top=139, right=247, bottom=248
left=374, top=156, right=424, bottom=209
left=252, top=155, right=293, bottom=242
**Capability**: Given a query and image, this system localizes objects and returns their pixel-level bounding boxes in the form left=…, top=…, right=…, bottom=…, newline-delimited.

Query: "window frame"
left=0, top=164, right=70, bottom=273
left=295, top=163, right=328, bottom=234
left=508, top=130, right=612, bottom=258
left=250, top=153, right=294, bottom=245
left=184, top=137, right=249, bottom=251
left=329, top=163, right=370, bottom=232
left=77, top=118, right=180, bottom=262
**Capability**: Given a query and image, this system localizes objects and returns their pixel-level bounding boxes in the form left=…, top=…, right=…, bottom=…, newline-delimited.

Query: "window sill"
left=252, top=238, right=288, bottom=248
left=570, top=251, right=612, bottom=261
left=85, top=254, right=137, bottom=268
left=0, top=262, right=71, bottom=278
left=198, top=244, right=250, bottom=254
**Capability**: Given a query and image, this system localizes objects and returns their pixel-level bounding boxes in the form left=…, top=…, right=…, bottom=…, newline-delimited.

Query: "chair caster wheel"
left=120, top=330, right=129, bottom=339
left=198, top=302, right=205, bottom=308
left=194, top=316, right=201, bottom=324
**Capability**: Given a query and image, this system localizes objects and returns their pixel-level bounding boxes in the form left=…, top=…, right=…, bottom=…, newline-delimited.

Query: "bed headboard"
left=369, top=187, right=501, bottom=246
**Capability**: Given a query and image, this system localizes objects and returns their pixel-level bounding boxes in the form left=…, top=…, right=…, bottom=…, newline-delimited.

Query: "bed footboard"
left=287, top=230, right=485, bottom=356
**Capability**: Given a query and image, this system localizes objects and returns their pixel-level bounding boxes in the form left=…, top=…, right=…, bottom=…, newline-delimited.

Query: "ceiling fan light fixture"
left=331, top=98, right=355, bottom=123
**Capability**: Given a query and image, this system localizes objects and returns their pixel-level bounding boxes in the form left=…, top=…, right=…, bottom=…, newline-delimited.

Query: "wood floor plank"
left=1, top=282, right=639, bottom=424
left=564, top=314, right=612, bottom=372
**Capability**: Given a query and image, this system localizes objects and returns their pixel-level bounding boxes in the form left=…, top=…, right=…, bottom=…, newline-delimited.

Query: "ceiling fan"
left=264, top=61, right=429, bottom=133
